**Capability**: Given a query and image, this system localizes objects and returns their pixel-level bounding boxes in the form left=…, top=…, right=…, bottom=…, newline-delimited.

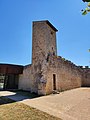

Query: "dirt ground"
left=22, top=88, right=90, bottom=120
left=0, top=87, right=90, bottom=120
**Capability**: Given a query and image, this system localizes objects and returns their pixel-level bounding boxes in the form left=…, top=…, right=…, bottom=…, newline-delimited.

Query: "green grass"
left=0, top=97, right=61, bottom=120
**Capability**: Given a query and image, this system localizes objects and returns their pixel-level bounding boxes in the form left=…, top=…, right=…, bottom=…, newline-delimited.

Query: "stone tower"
left=32, top=20, right=58, bottom=64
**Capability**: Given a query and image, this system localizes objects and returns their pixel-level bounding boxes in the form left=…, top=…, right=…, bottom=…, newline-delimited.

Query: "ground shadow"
left=0, top=90, right=40, bottom=105
left=0, top=96, right=16, bottom=105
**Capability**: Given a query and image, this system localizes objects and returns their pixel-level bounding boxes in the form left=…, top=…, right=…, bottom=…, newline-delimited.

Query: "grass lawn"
left=0, top=97, right=61, bottom=120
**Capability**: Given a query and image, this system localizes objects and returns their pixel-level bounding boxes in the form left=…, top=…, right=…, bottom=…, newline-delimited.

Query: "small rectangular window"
left=53, top=74, right=56, bottom=90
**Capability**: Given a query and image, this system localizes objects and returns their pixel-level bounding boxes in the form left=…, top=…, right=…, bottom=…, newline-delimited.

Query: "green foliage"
left=82, top=10, right=87, bottom=15
left=88, top=2, right=90, bottom=6
left=82, top=0, right=90, bottom=2
left=61, top=58, right=66, bottom=61
left=82, top=2, right=90, bottom=15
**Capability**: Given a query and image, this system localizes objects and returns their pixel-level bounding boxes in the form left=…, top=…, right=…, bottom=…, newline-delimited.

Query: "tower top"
left=32, top=20, right=57, bottom=64
left=33, top=20, right=58, bottom=32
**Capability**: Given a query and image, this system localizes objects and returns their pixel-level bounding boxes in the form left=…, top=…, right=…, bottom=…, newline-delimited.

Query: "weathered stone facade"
left=45, top=56, right=82, bottom=94
left=18, top=20, right=90, bottom=95
left=82, top=67, right=90, bottom=86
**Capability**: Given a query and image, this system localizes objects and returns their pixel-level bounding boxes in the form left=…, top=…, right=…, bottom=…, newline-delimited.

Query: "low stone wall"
left=18, top=55, right=90, bottom=95
left=19, top=64, right=32, bottom=91
left=18, top=63, right=42, bottom=94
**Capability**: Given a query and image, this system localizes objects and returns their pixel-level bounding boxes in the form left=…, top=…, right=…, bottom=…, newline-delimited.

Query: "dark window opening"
left=53, top=52, right=55, bottom=56
left=46, top=53, right=50, bottom=62
left=53, top=74, right=56, bottom=90
left=46, top=55, right=49, bottom=62
left=51, top=31, right=53, bottom=35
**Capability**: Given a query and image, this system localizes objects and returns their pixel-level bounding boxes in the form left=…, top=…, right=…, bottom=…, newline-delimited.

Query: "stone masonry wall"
left=32, top=21, right=57, bottom=65
left=18, top=20, right=90, bottom=95
left=82, top=67, right=90, bottom=86
left=45, top=55, right=82, bottom=94
left=19, top=65, right=32, bottom=91
left=19, top=63, right=42, bottom=94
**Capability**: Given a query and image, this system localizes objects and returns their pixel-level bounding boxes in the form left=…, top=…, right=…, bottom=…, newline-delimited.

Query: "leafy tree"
left=82, top=0, right=90, bottom=2
left=82, top=0, right=90, bottom=15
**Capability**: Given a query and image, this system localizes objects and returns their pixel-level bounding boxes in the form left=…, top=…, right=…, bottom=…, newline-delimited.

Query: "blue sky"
left=0, top=0, right=90, bottom=66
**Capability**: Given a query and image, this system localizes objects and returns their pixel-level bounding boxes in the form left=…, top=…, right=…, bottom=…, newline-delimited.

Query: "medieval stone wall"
left=82, top=67, right=90, bottom=86
left=18, top=20, right=90, bottom=95
left=18, top=56, right=90, bottom=95
left=45, top=56, right=82, bottom=94
left=19, top=63, right=42, bottom=93
left=19, top=64, right=32, bottom=91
